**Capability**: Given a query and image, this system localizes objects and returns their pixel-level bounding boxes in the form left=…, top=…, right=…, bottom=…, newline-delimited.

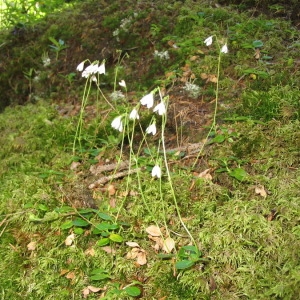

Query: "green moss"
left=0, top=1, right=300, bottom=299
left=240, top=85, right=300, bottom=121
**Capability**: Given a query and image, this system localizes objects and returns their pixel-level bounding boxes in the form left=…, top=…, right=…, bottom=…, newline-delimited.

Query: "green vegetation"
left=0, top=0, right=299, bottom=299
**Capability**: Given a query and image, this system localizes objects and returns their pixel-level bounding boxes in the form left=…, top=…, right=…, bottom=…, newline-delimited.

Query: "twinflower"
left=82, top=63, right=98, bottom=78
left=204, top=36, right=213, bottom=46
left=129, top=108, right=139, bottom=120
left=98, top=62, right=105, bottom=74
left=151, top=165, right=161, bottom=178
left=111, top=116, right=123, bottom=132
left=153, top=102, right=166, bottom=115
left=119, top=80, right=126, bottom=87
left=146, top=123, right=157, bottom=135
left=76, top=61, right=85, bottom=72
left=221, top=43, right=228, bottom=53
left=140, top=93, right=154, bottom=108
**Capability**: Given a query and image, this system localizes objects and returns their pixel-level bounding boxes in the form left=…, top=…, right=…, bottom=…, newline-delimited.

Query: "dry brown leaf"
left=60, top=269, right=69, bottom=276
left=167, top=40, right=175, bottom=47
left=109, top=198, right=116, bottom=208
left=107, top=184, right=116, bottom=196
left=181, top=64, right=191, bottom=72
left=27, top=241, right=37, bottom=251
left=84, top=230, right=91, bottom=237
left=148, top=236, right=164, bottom=251
left=267, top=209, right=277, bottom=221
left=136, top=251, right=147, bottom=265
left=198, top=169, right=213, bottom=180
left=126, top=248, right=147, bottom=265
left=84, top=247, right=95, bottom=256
left=126, top=241, right=140, bottom=248
left=120, top=190, right=138, bottom=197
left=146, top=225, right=162, bottom=237
left=66, top=271, right=75, bottom=280
left=129, top=190, right=139, bottom=196
left=162, top=237, right=175, bottom=253
left=200, top=73, right=217, bottom=83
left=254, top=48, right=261, bottom=59
left=119, top=190, right=129, bottom=197
left=70, top=161, right=81, bottom=171
left=126, top=248, right=140, bottom=259
left=255, top=185, right=267, bottom=198
left=182, top=71, right=192, bottom=78
left=82, top=287, right=90, bottom=298
left=88, top=286, right=102, bottom=293
left=65, top=233, right=75, bottom=246
left=190, top=55, right=199, bottom=61
left=208, top=75, right=217, bottom=83
left=165, top=71, right=175, bottom=79
left=101, top=246, right=116, bottom=254
left=82, top=285, right=103, bottom=298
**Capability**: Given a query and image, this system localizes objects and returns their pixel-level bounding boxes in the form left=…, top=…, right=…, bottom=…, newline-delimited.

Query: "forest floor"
left=0, top=0, right=299, bottom=299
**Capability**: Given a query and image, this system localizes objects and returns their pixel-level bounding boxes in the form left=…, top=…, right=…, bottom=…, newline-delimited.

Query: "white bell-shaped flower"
left=151, top=165, right=161, bottom=178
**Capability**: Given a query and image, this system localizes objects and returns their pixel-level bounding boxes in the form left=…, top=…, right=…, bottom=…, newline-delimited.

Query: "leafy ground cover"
left=0, top=0, right=300, bottom=299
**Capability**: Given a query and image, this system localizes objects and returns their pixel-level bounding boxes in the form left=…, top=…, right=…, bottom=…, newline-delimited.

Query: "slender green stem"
left=134, top=156, right=165, bottom=238
left=96, top=84, right=116, bottom=110
left=192, top=43, right=223, bottom=169
left=159, top=92, right=196, bottom=245
left=115, top=116, right=135, bottom=221
left=73, top=78, right=92, bottom=154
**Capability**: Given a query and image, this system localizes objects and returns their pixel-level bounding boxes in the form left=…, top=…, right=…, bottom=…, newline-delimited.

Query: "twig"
left=163, top=142, right=205, bottom=155
left=88, top=143, right=206, bottom=189
left=90, top=160, right=130, bottom=175
left=89, top=167, right=141, bottom=189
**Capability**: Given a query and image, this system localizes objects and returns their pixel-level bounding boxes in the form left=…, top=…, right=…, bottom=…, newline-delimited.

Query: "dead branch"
left=90, top=160, right=130, bottom=175
left=88, top=142, right=206, bottom=189
left=89, top=167, right=141, bottom=189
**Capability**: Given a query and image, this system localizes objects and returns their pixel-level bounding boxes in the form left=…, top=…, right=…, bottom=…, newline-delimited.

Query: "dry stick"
left=88, top=142, right=205, bottom=188
left=89, top=168, right=141, bottom=189
left=90, top=160, right=130, bottom=175
left=163, top=142, right=205, bottom=155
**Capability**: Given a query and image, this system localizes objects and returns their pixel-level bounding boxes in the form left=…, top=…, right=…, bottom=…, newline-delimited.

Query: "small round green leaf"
left=90, top=273, right=111, bottom=281
left=61, top=220, right=73, bottom=230
left=97, top=212, right=113, bottom=221
left=175, top=260, right=195, bottom=270
left=97, top=238, right=110, bottom=246
left=253, top=40, right=264, bottom=48
left=109, top=233, right=123, bottom=243
left=78, top=208, right=95, bottom=214
left=24, top=203, right=34, bottom=209
left=212, top=135, right=225, bottom=143
left=229, top=168, right=248, bottom=181
left=124, top=286, right=141, bottom=297
left=182, top=245, right=201, bottom=255
left=56, top=206, right=73, bottom=213
left=38, top=204, right=48, bottom=211
left=72, top=218, right=89, bottom=227
left=92, top=222, right=119, bottom=234
left=74, top=227, right=84, bottom=234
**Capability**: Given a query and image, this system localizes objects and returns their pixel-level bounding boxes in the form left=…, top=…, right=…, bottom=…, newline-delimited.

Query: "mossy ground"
left=0, top=0, right=300, bottom=299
